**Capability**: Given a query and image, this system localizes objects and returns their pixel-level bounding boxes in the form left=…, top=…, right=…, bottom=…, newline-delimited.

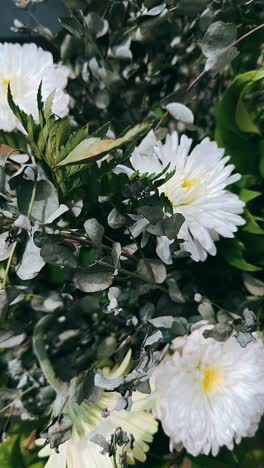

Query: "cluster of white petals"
left=39, top=351, right=157, bottom=468
left=151, top=326, right=264, bottom=456
left=116, top=130, right=245, bottom=262
left=0, top=43, right=70, bottom=132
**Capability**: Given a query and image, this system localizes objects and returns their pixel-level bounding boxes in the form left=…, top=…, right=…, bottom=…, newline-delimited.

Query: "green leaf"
left=239, top=188, right=261, bottom=203
left=59, top=13, right=84, bottom=38
left=56, top=126, right=89, bottom=164
left=56, top=122, right=151, bottom=166
left=243, top=273, right=264, bottom=296
left=235, top=99, right=260, bottom=135
left=37, top=81, right=44, bottom=120
left=221, top=238, right=261, bottom=272
left=0, top=130, right=27, bottom=152
left=259, top=140, right=264, bottom=178
left=44, top=90, right=56, bottom=122
left=0, top=436, right=25, bottom=468
left=7, top=83, right=31, bottom=133
left=215, top=68, right=264, bottom=174
left=242, top=208, right=264, bottom=235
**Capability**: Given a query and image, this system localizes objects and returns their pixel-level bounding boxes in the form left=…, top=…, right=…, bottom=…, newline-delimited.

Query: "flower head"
left=0, top=43, right=70, bottom=132
left=118, top=130, right=245, bottom=262
left=38, top=351, right=157, bottom=467
left=151, top=326, right=264, bottom=456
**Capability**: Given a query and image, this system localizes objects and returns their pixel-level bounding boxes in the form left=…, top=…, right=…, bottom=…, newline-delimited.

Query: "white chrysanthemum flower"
left=116, top=130, right=245, bottom=262
left=0, top=43, right=70, bottom=132
left=38, top=351, right=157, bottom=468
left=151, top=326, right=264, bottom=457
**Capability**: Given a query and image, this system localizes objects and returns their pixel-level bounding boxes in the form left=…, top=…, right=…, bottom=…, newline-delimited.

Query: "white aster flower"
left=0, top=43, right=70, bottom=132
left=151, top=326, right=264, bottom=457
left=38, top=351, right=157, bottom=468
left=117, top=130, right=245, bottom=262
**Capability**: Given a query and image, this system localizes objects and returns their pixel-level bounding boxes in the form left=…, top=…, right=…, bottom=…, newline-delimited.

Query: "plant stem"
left=98, top=260, right=168, bottom=294
left=0, top=385, right=35, bottom=415
left=27, top=156, right=38, bottom=218
left=2, top=242, right=17, bottom=289
left=187, top=70, right=207, bottom=92
left=2, top=155, right=38, bottom=289
left=230, top=23, right=264, bottom=49
left=187, top=23, right=264, bottom=92
left=33, top=314, right=68, bottom=396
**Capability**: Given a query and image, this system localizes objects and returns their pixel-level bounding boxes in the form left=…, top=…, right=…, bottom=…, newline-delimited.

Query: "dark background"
left=1, top=0, right=66, bottom=40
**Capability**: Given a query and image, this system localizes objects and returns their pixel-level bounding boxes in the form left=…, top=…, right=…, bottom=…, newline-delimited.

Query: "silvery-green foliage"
left=1, top=1, right=263, bottom=466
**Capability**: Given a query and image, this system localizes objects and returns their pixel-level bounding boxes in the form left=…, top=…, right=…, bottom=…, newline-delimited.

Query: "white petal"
left=156, top=236, right=173, bottom=264
left=0, top=43, right=69, bottom=132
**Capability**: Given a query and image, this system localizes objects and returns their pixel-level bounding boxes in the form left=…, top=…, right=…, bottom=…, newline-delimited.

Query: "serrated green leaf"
left=56, top=122, right=151, bottom=166
left=44, top=90, right=56, bottom=122
left=7, top=83, right=30, bottom=133
left=56, top=126, right=89, bottom=164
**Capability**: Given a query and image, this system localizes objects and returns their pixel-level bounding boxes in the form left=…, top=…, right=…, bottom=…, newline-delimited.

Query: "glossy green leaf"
left=221, top=239, right=261, bottom=272
left=216, top=68, right=264, bottom=174
left=242, top=209, right=264, bottom=235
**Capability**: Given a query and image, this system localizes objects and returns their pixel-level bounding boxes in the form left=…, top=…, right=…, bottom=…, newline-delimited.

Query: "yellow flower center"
left=2, top=78, right=10, bottom=92
left=0, top=76, right=17, bottom=101
left=0, top=78, right=17, bottom=100
left=202, top=366, right=223, bottom=394
left=181, top=178, right=196, bottom=190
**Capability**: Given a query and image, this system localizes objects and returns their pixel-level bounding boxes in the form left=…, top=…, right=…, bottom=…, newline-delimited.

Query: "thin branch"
left=0, top=385, right=35, bottom=415
left=33, top=314, right=68, bottom=396
left=187, top=23, right=264, bottom=92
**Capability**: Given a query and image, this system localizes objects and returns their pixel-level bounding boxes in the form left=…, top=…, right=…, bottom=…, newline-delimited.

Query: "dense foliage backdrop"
left=0, top=1, right=264, bottom=467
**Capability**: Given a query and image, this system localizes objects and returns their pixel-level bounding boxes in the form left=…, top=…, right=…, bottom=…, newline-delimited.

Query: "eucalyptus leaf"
left=205, top=47, right=239, bottom=73
left=73, top=267, right=113, bottom=292
left=84, top=218, right=104, bottom=246
left=0, top=331, right=26, bottom=349
left=201, top=21, right=238, bottom=73
left=144, top=3, right=167, bottom=16
left=203, top=323, right=233, bottom=342
left=148, top=316, right=174, bottom=328
left=90, top=434, right=110, bottom=455
left=145, top=330, right=163, bottom=346
left=16, top=232, right=45, bottom=280
left=201, top=21, right=237, bottom=57
left=162, top=213, right=185, bottom=240
left=94, top=372, right=123, bottom=391
left=69, top=370, right=102, bottom=405
left=243, top=273, right=264, bottom=296
left=108, top=208, right=126, bottom=229
left=166, top=103, right=194, bottom=124
left=41, top=416, right=72, bottom=451
left=137, top=258, right=166, bottom=284
left=0, top=232, right=15, bottom=261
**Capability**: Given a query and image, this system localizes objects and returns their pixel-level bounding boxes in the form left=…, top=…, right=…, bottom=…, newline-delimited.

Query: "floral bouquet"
left=0, top=1, right=264, bottom=467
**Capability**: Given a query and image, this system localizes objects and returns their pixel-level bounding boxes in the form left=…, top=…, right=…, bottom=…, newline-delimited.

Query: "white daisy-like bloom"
left=0, top=43, right=70, bottom=132
left=116, top=130, right=245, bottom=262
left=151, top=326, right=264, bottom=457
left=38, top=351, right=157, bottom=468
